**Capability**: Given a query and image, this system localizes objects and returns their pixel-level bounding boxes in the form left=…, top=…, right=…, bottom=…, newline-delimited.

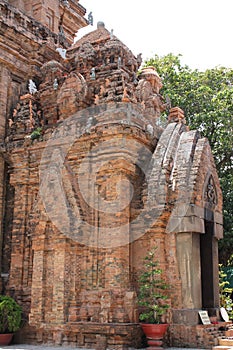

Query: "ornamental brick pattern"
left=0, top=1, right=225, bottom=349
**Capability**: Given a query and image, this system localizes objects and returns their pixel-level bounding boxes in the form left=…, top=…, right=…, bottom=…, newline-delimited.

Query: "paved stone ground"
left=0, top=345, right=207, bottom=350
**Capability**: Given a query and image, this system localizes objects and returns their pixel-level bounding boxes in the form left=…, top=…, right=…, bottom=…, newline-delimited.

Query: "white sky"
left=76, top=0, right=233, bottom=71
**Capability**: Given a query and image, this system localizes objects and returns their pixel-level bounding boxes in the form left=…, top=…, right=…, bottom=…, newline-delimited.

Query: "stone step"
left=219, top=339, right=233, bottom=346
left=212, top=346, right=233, bottom=350
left=225, top=331, right=233, bottom=337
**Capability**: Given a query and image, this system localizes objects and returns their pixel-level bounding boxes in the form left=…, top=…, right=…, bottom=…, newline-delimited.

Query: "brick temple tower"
left=0, top=1, right=226, bottom=349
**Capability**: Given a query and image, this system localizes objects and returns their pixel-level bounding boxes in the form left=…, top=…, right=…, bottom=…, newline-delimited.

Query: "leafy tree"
left=144, top=54, right=233, bottom=263
left=219, top=261, right=233, bottom=320
left=137, top=249, right=170, bottom=324
left=0, top=295, right=22, bottom=333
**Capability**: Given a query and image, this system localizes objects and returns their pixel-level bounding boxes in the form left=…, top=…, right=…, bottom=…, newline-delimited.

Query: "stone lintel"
left=168, top=214, right=205, bottom=234
left=167, top=204, right=223, bottom=235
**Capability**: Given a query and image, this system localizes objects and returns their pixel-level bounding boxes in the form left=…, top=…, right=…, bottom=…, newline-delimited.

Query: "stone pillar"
left=29, top=250, right=45, bottom=326
left=0, top=154, right=5, bottom=292
left=7, top=148, right=32, bottom=292
left=176, top=232, right=202, bottom=309
left=51, top=242, right=66, bottom=324
left=29, top=213, right=47, bottom=326
left=103, top=171, right=131, bottom=290
left=173, top=232, right=202, bottom=325
left=0, top=66, right=10, bottom=141
left=0, top=66, right=10, bottom=289
left=8, top=186, right=27, bottom=286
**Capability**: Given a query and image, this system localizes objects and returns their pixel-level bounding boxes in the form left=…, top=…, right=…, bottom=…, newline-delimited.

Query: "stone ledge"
left=219, top=339, right=233, bottom=346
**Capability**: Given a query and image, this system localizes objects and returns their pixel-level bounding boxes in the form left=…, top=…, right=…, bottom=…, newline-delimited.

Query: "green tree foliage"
left=145, top=54, right=233, bottom=264
left=0, top=295, right=22, bottom=333
left=137, top=249, right=170, bottom=324
left=219, top=262, right=233, bottom=320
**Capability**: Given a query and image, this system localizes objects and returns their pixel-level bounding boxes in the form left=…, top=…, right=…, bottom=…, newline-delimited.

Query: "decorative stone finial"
left=168, top=107, right=185, bottom=124
left=136, top=66, right=167, bottom=118
left=56, top=47, right=67, bottom=59
left=97, top=21, right=105, bottom=29
left=62, top=0, right=70, bottom=8
left=28, top=79, right=37, bottom=95
left=53, top=78, right=59, bottom=90
left=110, top=29, right=114, bottom=39
left=88, top=12, right=93, bottom=26
left=138, top=66, right=163, bottom=93
left=90, top=67, right=96, bottom=80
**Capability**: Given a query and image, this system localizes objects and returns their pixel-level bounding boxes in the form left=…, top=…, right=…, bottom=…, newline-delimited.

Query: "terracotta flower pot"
left=141, top=323, right=169, bottom=349
left=0, top=333, right=14, bottom=345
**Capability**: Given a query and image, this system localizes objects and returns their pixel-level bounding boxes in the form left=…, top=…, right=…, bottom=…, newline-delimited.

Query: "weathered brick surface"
left=0, top=1, right=226, bottom=349
left=7, top=0, right=87, bottom=44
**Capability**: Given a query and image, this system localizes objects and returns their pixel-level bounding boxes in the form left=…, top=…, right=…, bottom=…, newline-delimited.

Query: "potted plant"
left=137, top=248, right=170, bottom=349
left=0, top=295, right=22, bottom=345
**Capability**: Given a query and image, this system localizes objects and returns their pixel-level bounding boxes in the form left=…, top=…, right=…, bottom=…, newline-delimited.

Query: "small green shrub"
left=30, top=127, right=42, bottom=140
left=137, top=248, right=170, bottom=324
left=219, top=263, right=233, bottom=320
left=0, top=295, right=22, bottom=333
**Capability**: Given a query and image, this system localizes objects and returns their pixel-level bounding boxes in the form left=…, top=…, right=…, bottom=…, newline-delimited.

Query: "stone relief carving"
left=57, top=72, right=87, bottom=118
left=7, top=94, right=43, bottom=140
left=204, top=175, right=217, bottom=207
